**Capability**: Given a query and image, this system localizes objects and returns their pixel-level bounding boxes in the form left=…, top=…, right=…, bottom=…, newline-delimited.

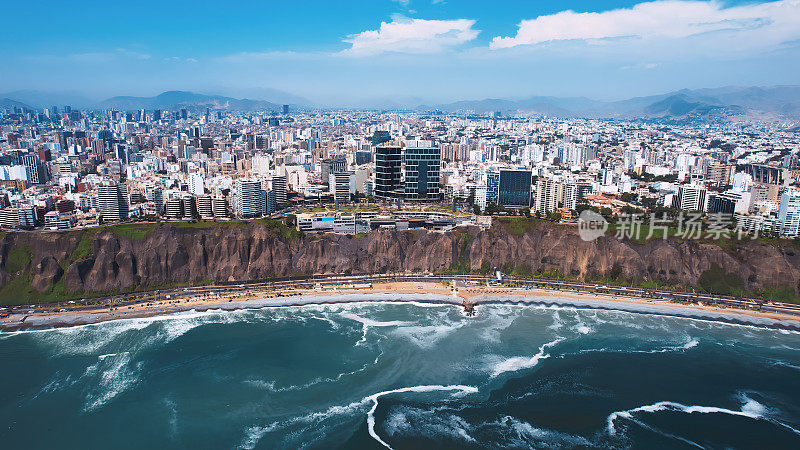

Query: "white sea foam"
left=771, top=360, right=800, bottom=371
left=24, top=308, right=245, bottom=357
left=641, top=337, right=699, bottom=353
left=239, top=384, right=478, bottom=450
left=163, top=398, right=179, bottom=438
left=365, top=385, right=478, bottom=449
left=240, top=423, right=280, bottom=450
left=476, top=307, right=524, bottom=342
left=83, top=352, right=143, bottom=411
left=490, top=338, right=563, bottom=378
left=98, top=352, right=127, bottom=360
left=338, top=312, right=412, bottom=328
left=389, top=309, right=467, bottom=349
left=383, top=407, right=476, bottom=442
left=577, top=337, right=699, bottom=356
left=33, top=372, right=76, bottom=399
left=383, top=408, right=592, bottom=449
left=492, top=415, right=593, bottom=448
left=606, top=394, right=800, bottom=437
left=338, top=311, right=411, bottom=346
left=244, top=345, right=384, bottom=393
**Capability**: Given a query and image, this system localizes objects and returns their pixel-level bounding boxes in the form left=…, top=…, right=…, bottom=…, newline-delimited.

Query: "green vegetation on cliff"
left=1, top=219, right=800, bottom=306
left=496, top=217, right=539, bottom=236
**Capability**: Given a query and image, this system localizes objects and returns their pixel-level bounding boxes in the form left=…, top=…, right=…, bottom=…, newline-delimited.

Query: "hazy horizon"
left=5, top=82, right=800, bottom=109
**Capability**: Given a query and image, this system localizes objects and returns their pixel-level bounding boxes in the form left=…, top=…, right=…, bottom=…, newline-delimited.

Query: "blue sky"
left=2, top=0, right=800, bottom=105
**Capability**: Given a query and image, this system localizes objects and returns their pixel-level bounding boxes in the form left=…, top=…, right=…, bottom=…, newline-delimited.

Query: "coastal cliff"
left=1, top=218, right=799, bottom=305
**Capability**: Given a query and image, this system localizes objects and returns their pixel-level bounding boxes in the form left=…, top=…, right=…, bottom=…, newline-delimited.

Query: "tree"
left=485, top=203, right=505, bottom=215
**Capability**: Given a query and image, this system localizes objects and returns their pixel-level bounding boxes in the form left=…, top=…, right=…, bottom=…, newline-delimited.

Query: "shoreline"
left=2, top=282, right=800, bottom=333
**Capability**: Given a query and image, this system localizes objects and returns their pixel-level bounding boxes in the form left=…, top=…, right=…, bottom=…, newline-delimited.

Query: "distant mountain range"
left=1, top=89, right=96, bottom=109
left=2, top=85, right=800, bottom=120
left=0, top=90, right=294, bottom=113
left=97, top=91, right=284, bottom=112
left=0, top=97, right=35, bottom=112
left=424, top=85, right=800, bottom=120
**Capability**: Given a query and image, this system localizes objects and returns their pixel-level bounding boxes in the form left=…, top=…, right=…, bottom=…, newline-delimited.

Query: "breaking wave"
left=606, top=394, right=800, bottom=438
left=490, top=338, right=564, bottom=378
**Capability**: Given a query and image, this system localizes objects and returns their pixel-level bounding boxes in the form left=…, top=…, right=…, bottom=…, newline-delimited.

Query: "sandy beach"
left=2, top=281, right=800, bottom=332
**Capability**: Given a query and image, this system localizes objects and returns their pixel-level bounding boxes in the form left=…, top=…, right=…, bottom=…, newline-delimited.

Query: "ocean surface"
left=1, top=299, right=800, bottom=449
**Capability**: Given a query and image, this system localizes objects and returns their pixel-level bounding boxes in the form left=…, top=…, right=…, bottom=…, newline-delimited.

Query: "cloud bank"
left=341, top=16, right=479, bottom=56
left=490, top=0, right=800, bottom=52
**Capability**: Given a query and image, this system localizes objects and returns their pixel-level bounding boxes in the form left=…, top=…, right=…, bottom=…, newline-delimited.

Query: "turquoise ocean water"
left=1, top=300, right=799, bottom=449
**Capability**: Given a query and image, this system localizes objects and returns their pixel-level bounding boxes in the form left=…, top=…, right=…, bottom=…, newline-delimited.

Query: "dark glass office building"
left=374, top=146, right=402, bottom=199
left=486, top=171, right=500, bottom=204
left=404, top=146, right=440, bottom=201
left=372, top=130, right=391, bottom=146
left=498, top=170, right=532, bottom=206
left=321, top=157, right=347, bottom=180
left=355, top=151, right=372, bottom=165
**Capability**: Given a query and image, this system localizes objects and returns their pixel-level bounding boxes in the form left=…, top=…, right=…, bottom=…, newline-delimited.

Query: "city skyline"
left=3, top=0, right=800, bottom=105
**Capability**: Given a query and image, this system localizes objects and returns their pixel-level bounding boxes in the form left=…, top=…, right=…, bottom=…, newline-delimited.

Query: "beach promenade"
left=3, top=274, right=800, bottom=332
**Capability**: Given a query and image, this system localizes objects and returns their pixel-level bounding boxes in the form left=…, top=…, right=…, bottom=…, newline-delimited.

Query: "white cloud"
left=163, top=56, right=198, bottom=63
left=490, top=0, right=800, bottom=51
left=341, top=16, right=479, bottom=56
left=23, top=48, right=151, bottom=64
left=215, top=50, right=323, bottom=63
left=621, top=62, right=661, bottom=70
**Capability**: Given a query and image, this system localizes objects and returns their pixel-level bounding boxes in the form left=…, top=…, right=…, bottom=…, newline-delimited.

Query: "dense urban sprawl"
left=1, top=104, right=799, bottom=238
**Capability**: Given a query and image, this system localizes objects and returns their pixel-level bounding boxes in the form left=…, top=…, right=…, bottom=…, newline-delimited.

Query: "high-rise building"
left=533, top=179, right=558, bottom=212
left=329, top=172, right=352, bottom=204
left=371, top=130, right=391, bottom=146
left=0, top=207, right=36, bottom=228
left=745, top=163, right=787, bottom=186
left=374, top=146, right=402, bottom=200
left=499, top=170, right=532, bottom=207
left=779, top=191, right=800, bottom=236
left=212, top=197, right=228, bottom=218
left=321, top=157, right=347, bottom=180
left=233, top=179, right=264, bottom=218
left=563, top=183, right=579, bottom=211
left=20, top=153, right=47, bottom=185
left=355, top=151, right=372, bottom=165
left=706, top=164, right=734, bottom=187
left=197, top=195, right=214, bottom=219
left=403, top=145, right=440, bottom=202
left=282, top=104, right=290, bottom=115
left=709, top=190, right=751, bottom=215
left=674, top=185, right=708, bottom=212
left=474, top=186, right=488, bottom=211
left=182, top=196, right=197, bottom=219
left=486, top=171, right=500, bottom=205
left=145, top=186, right=163, bottom=214
left=165, top=198, right=184, bottom=219
left=188, top=172, right=205, bottom=196
left=271, top=175, right=287, bottom=205
left=265, top=189, right=276, bottom=214
left=98, top=182, right=128, bottom=221
left=255, top=135, right=269, bottom=150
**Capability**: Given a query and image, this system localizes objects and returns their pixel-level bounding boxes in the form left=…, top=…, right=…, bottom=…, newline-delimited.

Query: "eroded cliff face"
left=1, top=218, right=799, bottom=303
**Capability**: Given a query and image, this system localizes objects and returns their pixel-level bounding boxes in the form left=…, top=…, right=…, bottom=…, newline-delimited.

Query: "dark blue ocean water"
left=1, top=301, right=799, bottom=449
